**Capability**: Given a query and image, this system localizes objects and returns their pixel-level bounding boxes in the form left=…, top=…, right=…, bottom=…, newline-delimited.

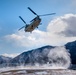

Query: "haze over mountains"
left=0, top=40, right=76, bottom=68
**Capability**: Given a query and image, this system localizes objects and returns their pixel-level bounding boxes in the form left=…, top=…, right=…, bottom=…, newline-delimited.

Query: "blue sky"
left=0, top=0, right=76, bottom=56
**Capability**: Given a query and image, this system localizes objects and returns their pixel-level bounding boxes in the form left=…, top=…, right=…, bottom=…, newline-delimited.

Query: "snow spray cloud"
left=14, top=46, right=70, bottom=69
left=30, top=46, right=71, bottom=69
left=0, top=47, right=71, bottom=71
left=47, top=47, right=71, bottom=69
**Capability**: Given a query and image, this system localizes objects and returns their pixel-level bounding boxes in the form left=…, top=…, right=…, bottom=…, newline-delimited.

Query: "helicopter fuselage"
left=25, top=17, right=41, bottom=32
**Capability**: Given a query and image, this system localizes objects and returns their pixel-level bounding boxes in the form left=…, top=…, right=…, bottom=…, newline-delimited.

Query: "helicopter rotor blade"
left=18, top=26, right=25, bottom=31
left=39, top=13, right=56, bottom=16
left=28, top=7, right=38, bottom=16
left=30, top=17, right=37, bottom=22
left=19, top=16, right=26, bottom=24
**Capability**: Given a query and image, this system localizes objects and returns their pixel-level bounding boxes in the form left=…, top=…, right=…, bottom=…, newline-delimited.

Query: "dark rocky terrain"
left=65, top=40, right=76, bottom=64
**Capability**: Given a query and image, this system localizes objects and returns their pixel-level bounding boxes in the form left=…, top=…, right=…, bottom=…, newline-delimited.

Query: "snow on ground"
left=0, top=69, right=76, bottom=75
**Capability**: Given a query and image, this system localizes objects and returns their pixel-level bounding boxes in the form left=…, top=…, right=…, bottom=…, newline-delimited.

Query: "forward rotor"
left=19, top=16, right=26, bottom=24
left=28, top=7, right=56, bottom=17
left=18, top=26, right=25, bottom=31
left=19, top=16, right=26, bottom=31
left=39, top=13, right=56, bottom=16
left=28, top=7, right=38, bottom=16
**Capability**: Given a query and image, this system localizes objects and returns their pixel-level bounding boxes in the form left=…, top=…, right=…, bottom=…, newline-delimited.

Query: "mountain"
left=0, top=55, right=12, bottom=67
left=0, top=40, right=76, bottom=67
left=10, top=45, right=54, bottom=66
left=10, top=40, right=76, bottom=66
left=65, top=40, right=76, bottom=64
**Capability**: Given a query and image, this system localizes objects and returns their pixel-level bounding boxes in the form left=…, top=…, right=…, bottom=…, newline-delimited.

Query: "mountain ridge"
left=0, top=40, right=76, bottom=67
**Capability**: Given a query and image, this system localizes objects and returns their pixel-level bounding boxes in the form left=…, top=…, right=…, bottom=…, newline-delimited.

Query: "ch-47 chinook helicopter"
left=19, top=7, right=56, bottom=32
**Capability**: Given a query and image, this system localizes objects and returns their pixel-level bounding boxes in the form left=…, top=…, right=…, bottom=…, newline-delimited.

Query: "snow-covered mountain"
left=0, top=55, right=12, bottom=67
left=65, top=40, right=76, bottom=64
left=10, top=45, right=54, bottom=66
left=0, top=55, right=12, bottom=63
left=0, top=40, right=76, bottom=68
left=10, top=40, right=76, bottom=66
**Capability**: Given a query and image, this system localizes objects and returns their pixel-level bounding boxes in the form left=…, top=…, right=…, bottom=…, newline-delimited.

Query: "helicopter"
left=19, top=7, right=56, bottom=32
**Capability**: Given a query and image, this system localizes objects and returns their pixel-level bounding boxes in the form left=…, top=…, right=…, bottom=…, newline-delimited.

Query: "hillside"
left=0, top=40, right=76, bottom=67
